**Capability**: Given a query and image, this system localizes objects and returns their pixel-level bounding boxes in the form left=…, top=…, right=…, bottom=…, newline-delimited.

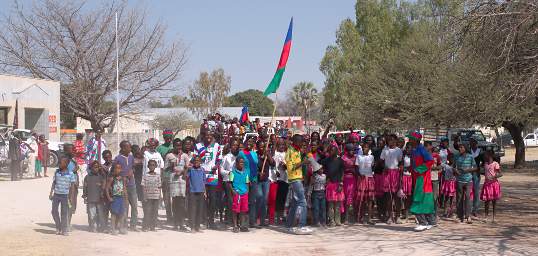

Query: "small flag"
left=240, top=105, right=249, bottom=124
left=263, top=18, right=293, bottom=96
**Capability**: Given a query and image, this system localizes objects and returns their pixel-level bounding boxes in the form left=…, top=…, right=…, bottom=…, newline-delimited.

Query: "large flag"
left=263, top=18, right=293, bottom=96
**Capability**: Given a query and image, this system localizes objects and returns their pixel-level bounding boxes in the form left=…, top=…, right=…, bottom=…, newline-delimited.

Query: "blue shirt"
left=238, top=150, right=258, bottom=182
left=188, top=168, right=206, bottom=193
left=455, top=153, right=476, bottom=183
left=53, top=169, right=76, bottom=195
left=114, top=154, right=135, bottom=187
left=229, top=168, right=250, bottom=195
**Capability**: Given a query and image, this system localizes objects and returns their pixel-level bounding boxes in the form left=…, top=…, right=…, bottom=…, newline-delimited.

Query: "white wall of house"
left=0, top=74, right=61, bottom=141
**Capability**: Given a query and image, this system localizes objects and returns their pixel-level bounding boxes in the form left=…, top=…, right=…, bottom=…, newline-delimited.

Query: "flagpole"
left=261, top=92, right=278, bottom=174
left=115, top=12, right=120, bottom=145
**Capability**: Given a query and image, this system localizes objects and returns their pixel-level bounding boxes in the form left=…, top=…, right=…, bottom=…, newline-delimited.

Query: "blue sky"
left=1, top=0, right=357, bottom=95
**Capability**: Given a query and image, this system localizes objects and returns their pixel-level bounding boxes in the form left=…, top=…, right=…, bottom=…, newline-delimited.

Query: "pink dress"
left=441, top=164, right=456, bottom=197
left=480, top=162, right=502, bottom=201
left=342, top=154, right=357, bottom=207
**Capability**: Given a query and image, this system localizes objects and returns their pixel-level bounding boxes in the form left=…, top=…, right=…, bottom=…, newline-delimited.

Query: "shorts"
left=232, top=193, right=249, bottom=213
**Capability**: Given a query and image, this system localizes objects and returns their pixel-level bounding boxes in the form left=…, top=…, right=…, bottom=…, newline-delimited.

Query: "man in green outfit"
left=407, top=131, right=436, bottom=232
left=156, top=129, right=175, bottom=223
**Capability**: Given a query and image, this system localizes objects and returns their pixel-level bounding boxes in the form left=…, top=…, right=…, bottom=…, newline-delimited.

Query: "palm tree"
left=291, top=81, right=319, bottom=133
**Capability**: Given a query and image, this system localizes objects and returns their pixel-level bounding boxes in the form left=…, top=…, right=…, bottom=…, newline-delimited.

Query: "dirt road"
left=0, top=148, right=537, bottom=256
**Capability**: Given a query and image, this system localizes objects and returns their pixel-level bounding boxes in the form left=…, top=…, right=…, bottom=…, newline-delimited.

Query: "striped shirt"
left=455, top=153, right=476, bottom=183
left=53, top=169, right=76, bottom=195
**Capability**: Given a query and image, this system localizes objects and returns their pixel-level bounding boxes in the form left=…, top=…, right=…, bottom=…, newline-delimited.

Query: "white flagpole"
left=115, top=12, right=120, bottom=144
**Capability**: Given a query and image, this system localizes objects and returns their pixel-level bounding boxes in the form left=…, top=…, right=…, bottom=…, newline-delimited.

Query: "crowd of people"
left=47, top=115, right=503, bottom=236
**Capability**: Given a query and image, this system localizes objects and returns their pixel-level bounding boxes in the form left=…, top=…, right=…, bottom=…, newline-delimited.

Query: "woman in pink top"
left=480, top=151, right=502, bottom=223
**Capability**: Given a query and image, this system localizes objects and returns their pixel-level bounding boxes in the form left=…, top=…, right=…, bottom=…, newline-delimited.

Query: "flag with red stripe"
left=263, top=18, right=293, bottom=96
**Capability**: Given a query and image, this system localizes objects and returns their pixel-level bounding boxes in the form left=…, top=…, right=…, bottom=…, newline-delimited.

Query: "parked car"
left=448, top=128, right=505, bottom=161
left=523, top=133, right=538, bottom=147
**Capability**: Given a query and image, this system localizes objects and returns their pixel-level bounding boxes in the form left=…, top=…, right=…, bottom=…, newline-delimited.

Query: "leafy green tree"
left=225, top=89, right=274, bottom=116
left=320, top=0, right=412, bottom=128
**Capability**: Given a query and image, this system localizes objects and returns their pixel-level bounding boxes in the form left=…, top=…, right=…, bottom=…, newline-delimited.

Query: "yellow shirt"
left=285, top=146, right=303, bottom=182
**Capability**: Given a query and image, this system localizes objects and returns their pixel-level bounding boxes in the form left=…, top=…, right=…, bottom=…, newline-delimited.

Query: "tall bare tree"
left=188, top=68, right=231, bottom=120
left=152, top=111, right=196, bottom=136
left=0, top=0, right=187, bottom=131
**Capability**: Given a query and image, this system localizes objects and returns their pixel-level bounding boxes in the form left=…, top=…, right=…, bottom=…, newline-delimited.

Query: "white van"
left=523, top=133, right=538, bottom=147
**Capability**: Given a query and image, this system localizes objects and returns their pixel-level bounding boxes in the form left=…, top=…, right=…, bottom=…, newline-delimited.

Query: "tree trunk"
left=502, top=121, right=525, bottom=168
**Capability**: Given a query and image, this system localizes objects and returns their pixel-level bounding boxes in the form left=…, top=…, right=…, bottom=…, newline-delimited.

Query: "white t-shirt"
left=355, top=154, right=375, bottom=177
left=403, top=155, right=411, bottom=176
left=381, top=147, right=402, bottom=169
left=274, top=151, right=287, bottom=182
left=220, top=153, right=237, bottom=182
left=143, top=150, right=164, bottom=175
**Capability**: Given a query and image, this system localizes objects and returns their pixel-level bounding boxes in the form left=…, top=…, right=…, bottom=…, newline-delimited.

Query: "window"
left=0, top=108, right=7, bottom=125
left=525, top=134, right=535, bottom=140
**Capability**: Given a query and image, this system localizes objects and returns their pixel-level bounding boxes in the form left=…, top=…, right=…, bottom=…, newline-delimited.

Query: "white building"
left=76, top=107, right=242, bottom=138
left=0, top=74, right=61, bottom=140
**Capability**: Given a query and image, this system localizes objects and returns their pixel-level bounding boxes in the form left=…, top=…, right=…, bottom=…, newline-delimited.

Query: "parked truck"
left=423, top=127, right=505, bottom=162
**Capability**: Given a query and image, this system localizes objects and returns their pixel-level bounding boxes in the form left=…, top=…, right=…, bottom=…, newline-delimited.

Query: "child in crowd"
left=381, top=135, right=403, bottom=224
left=142, top=160, right=162, bottom=232
left=229, top=158, right=250, bottom=232
left=441, top=155, right=457, bottom=218
left=480, top=151, right=502, bottom=223
left=356, top=143, right=376, bottom=225
left=274, top=138, right=289, bottom=225
left=49, top=157, right=76, bottom=235
left=82, top=160, right=105, bottom=232
left=143, top=138, right=164, bottom=175
left=170, top=145, right=188, bottom=231
left=132, top=145, right=145, bottom=202
left=320, top=145, right=344, bottom=227
left=400, top=145, right=413, bottom=220
left=100, top=150, right=113, bottom=231
left=341, top=143, right=357, bottom=224
left=310, top=164, right=327, bottom=227
left=106, top=163, right=127, bottom=235
left=187, top=155, right=206, bottom=233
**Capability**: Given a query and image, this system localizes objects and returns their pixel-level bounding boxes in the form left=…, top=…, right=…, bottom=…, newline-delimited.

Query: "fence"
left=60, top=128, right=200, bottom=155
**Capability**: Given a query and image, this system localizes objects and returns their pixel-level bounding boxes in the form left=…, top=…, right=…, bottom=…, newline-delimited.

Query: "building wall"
left=0, top=74, right=61, bottom=141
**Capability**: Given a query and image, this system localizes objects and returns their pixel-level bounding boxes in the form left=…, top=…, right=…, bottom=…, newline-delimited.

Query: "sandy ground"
left=0, top=148, right=537, bottom=256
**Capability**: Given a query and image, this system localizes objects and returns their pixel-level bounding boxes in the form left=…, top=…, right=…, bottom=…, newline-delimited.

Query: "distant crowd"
left=47, top=113, right=502, bottom=236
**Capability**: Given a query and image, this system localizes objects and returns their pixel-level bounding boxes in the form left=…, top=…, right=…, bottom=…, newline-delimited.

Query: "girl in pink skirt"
left=480, top=151, right=502, bottom=223
left=355, top=143, right=376, bottom=225
left=320, top=145, right=345, bottom=226
left=441, top=155, right=457, bottom=218
left=380, top=135, right=403, bottom=224
left=342, top=144, right=357, bottom=224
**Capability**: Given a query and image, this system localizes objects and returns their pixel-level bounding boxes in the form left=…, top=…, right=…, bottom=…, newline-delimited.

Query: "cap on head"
left=406, top=131, right=422, bottom=141
left=163, top=129, right=174, bottom=138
